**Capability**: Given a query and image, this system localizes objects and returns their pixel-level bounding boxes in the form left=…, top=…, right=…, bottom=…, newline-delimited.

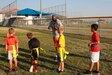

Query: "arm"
left=5, top=45, right=8, bottom=54
left=57, top=19, right=63, bottom=28
left=88, top=41, right=100, bottom=47
left=48, top=22, right=51, bottom=30
left=16, top=43, right=19, bottom=54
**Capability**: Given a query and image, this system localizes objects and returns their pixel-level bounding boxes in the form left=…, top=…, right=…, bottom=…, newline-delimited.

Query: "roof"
left=17, top=8, right=50, bottom=16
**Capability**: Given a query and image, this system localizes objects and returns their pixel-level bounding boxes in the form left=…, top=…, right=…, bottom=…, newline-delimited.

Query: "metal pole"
left=65, top=0, right=67, bottom=18
left=65, top=0, right=67, bottom=25
left=40, top=0, right=42, bottom=19
left=16, top=0, right=18, bottom=26
left=40, top=0, right=42, bottom=25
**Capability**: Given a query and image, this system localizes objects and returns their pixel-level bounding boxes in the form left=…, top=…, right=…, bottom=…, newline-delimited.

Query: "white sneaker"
left=29, top=65, right=33, bottom=72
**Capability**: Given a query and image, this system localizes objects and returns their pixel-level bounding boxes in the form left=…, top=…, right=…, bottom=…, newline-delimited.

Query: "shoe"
left=93, top=70, right=100, bottom=75
left=54, top=56, right=57, bottom=60
left=58, top=71, right=63, bottom=74
left=29, top=65, right=33, bottom=72
left=56, top=69, right=62, bottom=73
left=85, top=70, right=92, bottom=75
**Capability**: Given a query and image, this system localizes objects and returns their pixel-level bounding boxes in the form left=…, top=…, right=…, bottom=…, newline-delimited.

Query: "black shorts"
left=31, top=49, right=38, bottom=60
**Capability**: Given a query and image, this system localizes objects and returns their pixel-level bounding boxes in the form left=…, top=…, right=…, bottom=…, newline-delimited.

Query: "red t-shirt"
left=91, top=31, right=100, bottom=52
left=4, top=35, right=18, bottom=51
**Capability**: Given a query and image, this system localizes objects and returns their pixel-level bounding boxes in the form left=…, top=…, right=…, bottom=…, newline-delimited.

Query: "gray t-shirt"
left=48, top=19, right=63, bottom=37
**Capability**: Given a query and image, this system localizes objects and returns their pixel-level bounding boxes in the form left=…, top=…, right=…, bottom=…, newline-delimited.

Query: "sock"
left=55, top=55, right=57, bottom=59
left=14, top=66, right=18, bottom=71
left=29, top=65, right=33, bottom=72
left=58, top=68, right=61, bottom=71
left=9, top=67, right=12, bottom=71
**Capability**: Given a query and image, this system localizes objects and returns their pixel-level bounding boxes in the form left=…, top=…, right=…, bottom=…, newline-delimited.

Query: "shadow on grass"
left=69, top=53, right=112, bottom=63
left=38, top=53, right=57, bottom=70
left=69, top=53, right=89, bottom=59
left=19, top=52, right=30, bottom=58
left=0, top=63, right=9, bottom=73
left=39, top=57, right=57, bottom=66
left=0, top=44, right=5, bottom=48
left=64, top=62, right=86, bottom=74
left=0, top=53, right=9, bottom=72
left=19, top=48, right=30, bottom=54
left=17, top=48, right=31, bottom=71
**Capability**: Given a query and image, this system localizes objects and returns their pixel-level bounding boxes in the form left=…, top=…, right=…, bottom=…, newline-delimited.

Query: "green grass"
left=0, top=26, right=112, bottom=75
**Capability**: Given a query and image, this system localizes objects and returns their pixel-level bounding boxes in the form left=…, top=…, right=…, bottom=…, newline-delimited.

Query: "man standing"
left=48, top=15, right=63, bottom=60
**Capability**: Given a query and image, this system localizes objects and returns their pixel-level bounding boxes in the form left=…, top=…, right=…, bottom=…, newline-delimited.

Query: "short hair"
left=91, top=24, right=98, bottom=31
left=58, top=28, right=64, bottom=33
left=27, top=32, right=33, bottom=37
left=8, top=28, right=15, bottom=34
left=52, top=15, right=55, bottom=17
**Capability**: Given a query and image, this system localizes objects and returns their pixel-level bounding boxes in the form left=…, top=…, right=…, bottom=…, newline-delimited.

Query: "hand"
left=58, top=44, right=61, bottom=47
left=88, top=42, right=92, bottom=47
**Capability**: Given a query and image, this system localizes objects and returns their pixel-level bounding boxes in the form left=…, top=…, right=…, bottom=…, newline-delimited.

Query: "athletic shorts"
left=90, top=51, right=100, bottom=63
left=53, top=37, right=59, bottom=48
left=8, top=50, right=17, bottom=60
left=31, top=49, right=39, bottom=60
left=57, top=53, right=64, bottom=62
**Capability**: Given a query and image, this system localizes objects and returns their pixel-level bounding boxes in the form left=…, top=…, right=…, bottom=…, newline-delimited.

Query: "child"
left=57, top=28, right=68, bottom=73
left=27, top=32, right=40, bottom=72
left=86, top=24, right=100, bottom=75
left=4, top=28, right=19, bottom=72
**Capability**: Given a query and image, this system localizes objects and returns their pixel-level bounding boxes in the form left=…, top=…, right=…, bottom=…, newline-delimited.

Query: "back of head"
left=91, top=24, right=98, bottom=31
left=27, top=32, right=33, bottom=39
left=58, top=28, right=64, bottom=33
left=8, top=28, right=15, bottom=35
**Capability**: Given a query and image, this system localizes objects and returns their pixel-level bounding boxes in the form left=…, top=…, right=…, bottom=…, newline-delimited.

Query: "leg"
left=89, top=62, right=94, bottom=71
left=58, top=62, right=61, bottom=71
left=8, top=51, right=13, bottom=71
left=29, top=58, right=34, bottom=72
left=34, top=60, right=38, bottom=72
left=96, top=61, right=99, bottom=71
left=53, top=37, right=59, bottom=59
left=14, top=58, right=18, bottom=71
left=9, top=59, right=12, bottom=71
left=61, top=62, right=64, bottom=72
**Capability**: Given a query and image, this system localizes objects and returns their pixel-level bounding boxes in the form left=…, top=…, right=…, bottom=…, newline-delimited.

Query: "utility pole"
left=40, top=0, right=42, bottom=25
left=65, top=0, right=67, bottom=18
left=40, top=0, right=42, bottom=19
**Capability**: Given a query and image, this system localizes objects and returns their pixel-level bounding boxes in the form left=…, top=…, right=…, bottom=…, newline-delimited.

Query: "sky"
left=0, top=0, right=112, bottom=17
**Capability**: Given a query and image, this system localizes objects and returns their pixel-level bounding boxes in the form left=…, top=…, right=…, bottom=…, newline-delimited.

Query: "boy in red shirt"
left=86, top=24, right=100, bottom=75
left=4, top=28, right=19, bottom=72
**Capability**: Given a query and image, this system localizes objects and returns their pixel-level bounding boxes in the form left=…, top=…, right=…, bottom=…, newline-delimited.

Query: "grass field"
left=0, top=26, right=112, bottom=75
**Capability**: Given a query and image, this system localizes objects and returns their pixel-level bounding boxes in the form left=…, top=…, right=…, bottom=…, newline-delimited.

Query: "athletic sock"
left=29, top=65, right=33, bottom=72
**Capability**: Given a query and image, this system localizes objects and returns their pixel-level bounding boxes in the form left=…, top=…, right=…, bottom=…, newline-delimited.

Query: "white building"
left=0, top=14, right=3, bottom=25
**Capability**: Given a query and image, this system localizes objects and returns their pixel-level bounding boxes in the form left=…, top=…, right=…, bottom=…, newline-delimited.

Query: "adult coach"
left=48, top=15, right=63, bottom=60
